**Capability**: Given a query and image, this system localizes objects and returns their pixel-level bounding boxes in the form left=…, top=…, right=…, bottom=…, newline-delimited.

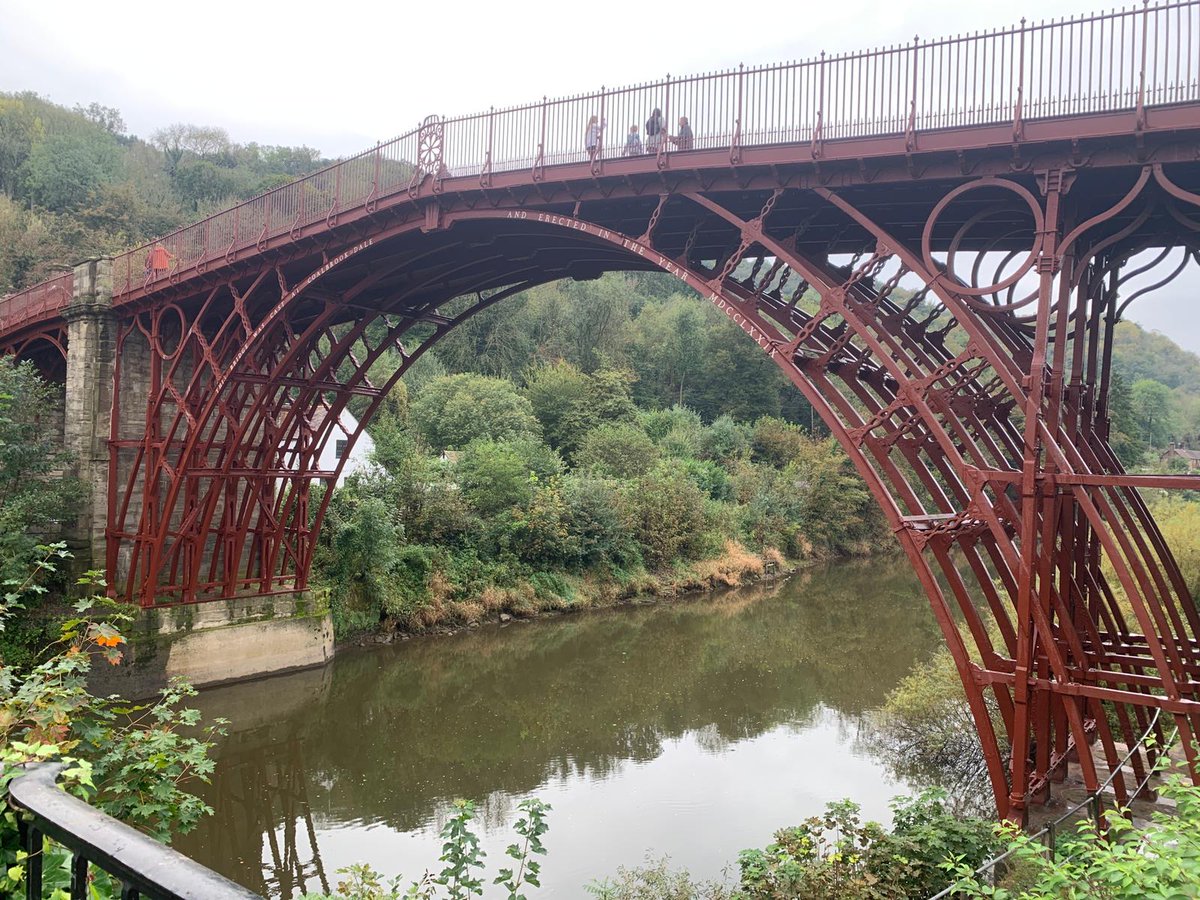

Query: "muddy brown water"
left=177, top=560, right=943, bottom=897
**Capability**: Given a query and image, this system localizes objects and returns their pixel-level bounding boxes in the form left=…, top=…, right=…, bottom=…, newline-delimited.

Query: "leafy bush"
left=587, top=856, right=732, bottom=899
left=561, top=476, right=640, bottom=571
left=300, top=797, right=551, bottom=900
left=700, top=415, right=752, bottom=463
left=0, top=548, right=223, bottom=896
left=625, top=473, right=708, bottom=567
left=945, top=777, right=1200, bottom=899
left=736, top=792, right=996, bottom=900
left=458, top=438, right=562, bottom=517
left=576, top=423, right=660, bottom=479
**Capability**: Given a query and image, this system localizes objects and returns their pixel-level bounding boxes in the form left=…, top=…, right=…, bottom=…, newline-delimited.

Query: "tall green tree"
left=410, top=374, right=541, bottom=451
left=1131, top=377, right=1177, bottom=449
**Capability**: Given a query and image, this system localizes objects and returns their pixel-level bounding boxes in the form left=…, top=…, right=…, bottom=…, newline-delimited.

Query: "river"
left=177, top=559, right=944, bottom=897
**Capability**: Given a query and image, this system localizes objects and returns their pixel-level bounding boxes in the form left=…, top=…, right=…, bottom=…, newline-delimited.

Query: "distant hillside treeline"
left=0, top=92, right=327, bottom=292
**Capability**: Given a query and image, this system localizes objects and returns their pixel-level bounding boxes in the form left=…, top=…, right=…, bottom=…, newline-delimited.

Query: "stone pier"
left=64, top=259, right=336, bottom=696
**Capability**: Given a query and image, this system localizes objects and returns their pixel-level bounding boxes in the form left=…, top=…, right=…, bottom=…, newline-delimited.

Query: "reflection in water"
left=178, top=560, right=943, bottom=897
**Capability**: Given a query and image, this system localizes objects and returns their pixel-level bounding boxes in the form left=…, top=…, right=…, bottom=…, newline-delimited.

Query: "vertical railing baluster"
left=71, top=854, right=89, bottom=900
left=1136, top=0, right=1150, bottom=128
left=732, top=63, right=744, bottom=162
left=1014, top=18, right=1027, bottom=139
left=905, top=35, right=920, bottom=150
left=811, top=51, right=825, bottom=157
left=21, top=820, right=42, bottom=900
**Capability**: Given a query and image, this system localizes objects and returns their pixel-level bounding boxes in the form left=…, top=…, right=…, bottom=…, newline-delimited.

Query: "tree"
left=151, top=123, right=232, bottom=175
left=0, top=360, right=80, bottom=582
left=625, top=472, right=708, bottom=567
left=0, top=95, right=42, bottom=197
left=1130, top=377, right=1177, bottom=449
left=409, top=374, right=541, bottom=451
left=524, top=361, right=590, bottom=453
left=1107, top=371, right=1146, bottom=467
left=575, top=423, right=659, bottom=478
left=457, top=438, right=562, bottom=516
left=21, top=130, right=119, bottom=212
left=73, top=102, right=125, bottom=135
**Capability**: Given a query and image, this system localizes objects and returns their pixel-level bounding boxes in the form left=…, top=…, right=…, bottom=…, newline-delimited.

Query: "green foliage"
left=625, top=473, right=709, bottom=567
left=0, top=548, right=222, bottom=897
left=436, top=799, right=487, bottom=899
left=576, top=423, right=660, bottom=478
left=736, top=792, right=996, bottom=899
left=1130, top=378, right=1177, bottom=449
left=21, top=129, right=119, bottom=211
left=524, top=361, right=591, bottom=453
left=944, top=777, right=1200, bottom=899
left=0, top=360, right=80, bottom=580
left=495, top=798, right=551, bottom=899
left=587, top=856, right=733, bottom=899
left=457, top=439, right=562, bottom=517
left=411, top=374, right=541, bottom=451
left=499, top=481, right=573, bottom=567
left=750, top=416, right=809, bottom=468
left=560, top=476, right=640, bottom=571
left=0, top=359, right=82, bottom=666
left=299, top=797, right=552, bottom=900
left=0, top=91, right=325, bottom=296
left=317, top=486, right=404, bottom=634
left=1112, top=319, right=1200, bottom=392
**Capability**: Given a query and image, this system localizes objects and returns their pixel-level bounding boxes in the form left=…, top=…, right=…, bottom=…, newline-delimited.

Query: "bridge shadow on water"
left=175, top=559, right=957, bottom=897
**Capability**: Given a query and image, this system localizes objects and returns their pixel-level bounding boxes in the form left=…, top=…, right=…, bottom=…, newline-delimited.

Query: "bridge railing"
left=6, top=762, right=261, bottom=899
left=1, top=0, right=1197, bottom=333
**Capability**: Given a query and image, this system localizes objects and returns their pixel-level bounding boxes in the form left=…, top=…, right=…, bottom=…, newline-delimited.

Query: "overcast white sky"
left=2, top=0, right=1196, bottom=353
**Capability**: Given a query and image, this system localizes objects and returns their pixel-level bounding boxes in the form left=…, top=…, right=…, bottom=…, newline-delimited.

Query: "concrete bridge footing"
left=88, top=590, right=334, bottom=699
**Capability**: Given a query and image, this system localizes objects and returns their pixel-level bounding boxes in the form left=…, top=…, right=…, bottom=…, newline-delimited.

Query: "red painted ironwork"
left=2, top=0, right=1200, bottom=823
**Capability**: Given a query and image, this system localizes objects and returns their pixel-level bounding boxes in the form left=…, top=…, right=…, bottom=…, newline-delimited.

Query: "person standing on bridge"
left=645, top=108, right=664, bottom=153
left=670, top=116, right=694, bottom=151
left=585, top=115, right=606, bottom=160
left=623, top=124, right=643, bottom=156
left=146, top=243, right=176, bottom=280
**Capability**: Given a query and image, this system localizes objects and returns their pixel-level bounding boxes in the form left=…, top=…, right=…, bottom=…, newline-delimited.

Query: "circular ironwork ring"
left=922, top=178, right=1044, bottom=300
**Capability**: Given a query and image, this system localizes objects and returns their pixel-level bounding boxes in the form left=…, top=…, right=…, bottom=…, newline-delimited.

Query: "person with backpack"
left=644, top=107, right=664, bottom=153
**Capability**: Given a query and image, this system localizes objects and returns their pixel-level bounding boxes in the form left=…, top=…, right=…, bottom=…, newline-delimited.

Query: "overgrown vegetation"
left=0, top=359, right=80, bottom=668
left=0, top=548, right=224, bottom=897
left=318, top=354, right=886, bottom=639
left=943, top=775, right=1200, bottom=899
left=0, top=93, right=325, bottom=293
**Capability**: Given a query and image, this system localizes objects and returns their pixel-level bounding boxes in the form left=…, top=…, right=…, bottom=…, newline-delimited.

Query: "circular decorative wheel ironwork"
left=418, top=114, right=444, bottom=177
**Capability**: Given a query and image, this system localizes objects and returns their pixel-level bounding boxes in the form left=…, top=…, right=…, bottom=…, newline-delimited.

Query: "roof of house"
left=1162, top=447, right=1200, bottom=461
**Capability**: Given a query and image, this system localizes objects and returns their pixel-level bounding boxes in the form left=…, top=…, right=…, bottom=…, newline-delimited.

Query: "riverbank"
left=337, top=540, right=804, bottom=646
